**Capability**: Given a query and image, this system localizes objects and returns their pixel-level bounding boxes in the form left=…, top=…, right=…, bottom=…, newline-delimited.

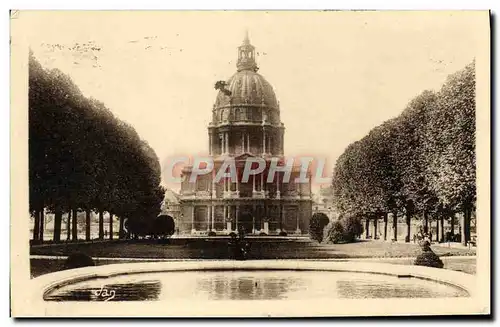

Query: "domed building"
left=178, top=33, right=312, bottom=236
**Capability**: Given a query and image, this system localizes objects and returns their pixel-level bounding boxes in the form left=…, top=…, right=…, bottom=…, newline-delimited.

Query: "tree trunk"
left=466, top=207, right=472, bottom=243
left=392, top=212, right=398, bottom=241
left=423, top=211, right=429, bottom=234
left=85, top=209, right=91, bottom=240
left=373, top=217, right=378, bottom=240
left=109, top=213, right=114, bottom=240
left=72, top=208, right=78, bottom=241
left=39, top=208, right=44, bottom=242
left=462, top=205, right=472, bottom=245
left=33, top=209, right=40, bottom=241
left=365, top=218, right=370, bottom=239
left=450, top=213, right=455, bottom=236
left=383, top=213, right=388, bottom=241
left=436, top=218, right=440, bottom=242
left=53, top=206, right=62, bottom=242
left=405, top=214, right=411, bottom=243
left=440, top=214, right=445, bottom=243
left=119, top=216, right=124, bottom=239
left=66, top=210, right=72, bottom=241
left=99, top=210, right=104, bottom=239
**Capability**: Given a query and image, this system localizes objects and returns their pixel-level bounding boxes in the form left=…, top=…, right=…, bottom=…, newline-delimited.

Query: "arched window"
left=220, top=110, right=224, bottom=122
left=235, top=108, right=242, bottom=120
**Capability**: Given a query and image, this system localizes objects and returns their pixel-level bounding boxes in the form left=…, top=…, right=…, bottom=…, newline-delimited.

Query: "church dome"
left=214, top=70, right=279, bottom=110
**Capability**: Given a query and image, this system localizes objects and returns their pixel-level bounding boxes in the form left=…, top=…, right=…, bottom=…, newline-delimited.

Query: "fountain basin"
left=27, top=260, right=476, bottom=316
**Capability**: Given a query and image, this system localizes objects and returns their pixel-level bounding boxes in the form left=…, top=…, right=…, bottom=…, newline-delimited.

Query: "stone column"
left=281, top=131, right=284, bottom=155
left=225, top=132, right=229, bottom=154
left=212, top=174, right=216, bottom=197
left=263, top=130, right=266, bottom=154
left=252, top=204, right=256, bottom=234
left=191, top=206, right=195, bottom=233
left=224, top=205, right=230, bottom=231
left=236, top=205, right=240, bottom=231
left=246, top=134, right=250, bottom=152
left=280, top=205, right=285, bottom=232
left=276, top=173, right=281, bottom=198
left=211, top=205, right=215, bottom=231
left=296, top=207, right=300, bottom=233
left=209, top=132, right=212, bottom=155
left=241, top=132, right=245, bottom=153
left=263, top=220, right=269, bottom=234
left=236, top=167, right=239, bottom=194
left=221, top=134, right=224, bottom=154
left=206, top=205, right=210, bottom=231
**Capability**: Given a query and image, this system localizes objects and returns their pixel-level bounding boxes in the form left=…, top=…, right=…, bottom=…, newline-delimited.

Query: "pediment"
left=234, top=152, right=257, bottom=161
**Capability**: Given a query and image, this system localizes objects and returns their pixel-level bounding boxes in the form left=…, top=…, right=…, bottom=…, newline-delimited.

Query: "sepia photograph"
left=10, top=10, right=491, bottom=317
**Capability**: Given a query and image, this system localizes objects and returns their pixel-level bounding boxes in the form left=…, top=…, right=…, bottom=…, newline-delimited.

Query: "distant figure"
left=63, top=253, right=95, bottom=270
left=228, top=231, right=251, bottom=260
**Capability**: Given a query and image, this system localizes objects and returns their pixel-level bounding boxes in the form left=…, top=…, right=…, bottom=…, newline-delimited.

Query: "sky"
left=25, top=11, right=484, bottom=193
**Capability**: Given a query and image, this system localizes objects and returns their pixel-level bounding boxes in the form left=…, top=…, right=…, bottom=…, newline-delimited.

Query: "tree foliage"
left=342, top=215, right=363, bottom=243
left=332, top=61, right=476, bottom=243
left=324, top=220, right=345, bottom=244
left=309, top=212, right=330, bottom=243
left=152, top=215, right=176, bottom=238
left=29, top=51, right=165, bottom=242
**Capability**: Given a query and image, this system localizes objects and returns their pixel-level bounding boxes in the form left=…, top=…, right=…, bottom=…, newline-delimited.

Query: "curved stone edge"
left=29, top=260, right=476, bottom=305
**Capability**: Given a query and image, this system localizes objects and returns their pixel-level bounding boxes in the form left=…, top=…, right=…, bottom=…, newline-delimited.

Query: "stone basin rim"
left=31, top=260, right=476, bottom=301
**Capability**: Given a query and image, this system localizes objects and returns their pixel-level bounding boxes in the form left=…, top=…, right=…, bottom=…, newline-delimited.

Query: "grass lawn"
left=30, top=238, right=476, bottom=278
left=30, top=238, right=476, bottom=260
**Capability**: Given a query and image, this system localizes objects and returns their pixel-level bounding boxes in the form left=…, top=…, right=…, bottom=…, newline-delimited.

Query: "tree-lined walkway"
left=332, top=61, right=476, bottom=246
left=29, top=51, right=164, bottom=244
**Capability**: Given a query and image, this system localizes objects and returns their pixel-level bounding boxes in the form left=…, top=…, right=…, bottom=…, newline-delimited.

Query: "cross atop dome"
left=237, top=31, right=258, bottom=72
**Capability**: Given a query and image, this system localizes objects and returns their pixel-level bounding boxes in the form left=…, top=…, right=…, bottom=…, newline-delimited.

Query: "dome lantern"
left=237, top=30, right=258, bottom=72
left=213, top=33, right=279, bottom=110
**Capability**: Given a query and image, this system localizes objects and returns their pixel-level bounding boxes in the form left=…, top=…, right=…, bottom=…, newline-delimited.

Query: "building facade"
left=178, top=33, right=312, bottom=236
left=160, top=188, right=181, bottom=219
left=313, top=185, right=338, bottom=220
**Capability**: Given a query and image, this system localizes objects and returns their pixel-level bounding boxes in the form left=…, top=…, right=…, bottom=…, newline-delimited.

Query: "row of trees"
left=332, top=61, right=476, bottom=245
left=29, top=51, right=165, bottom=243
left=126, top=215, right=176, bottom=240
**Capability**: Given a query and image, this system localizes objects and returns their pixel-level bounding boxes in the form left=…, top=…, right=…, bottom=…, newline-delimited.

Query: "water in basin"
left=44, top=270, right=469, bottom=301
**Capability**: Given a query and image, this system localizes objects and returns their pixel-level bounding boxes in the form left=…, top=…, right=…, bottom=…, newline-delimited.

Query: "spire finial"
left=243, top=29, right=250, bottom=45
